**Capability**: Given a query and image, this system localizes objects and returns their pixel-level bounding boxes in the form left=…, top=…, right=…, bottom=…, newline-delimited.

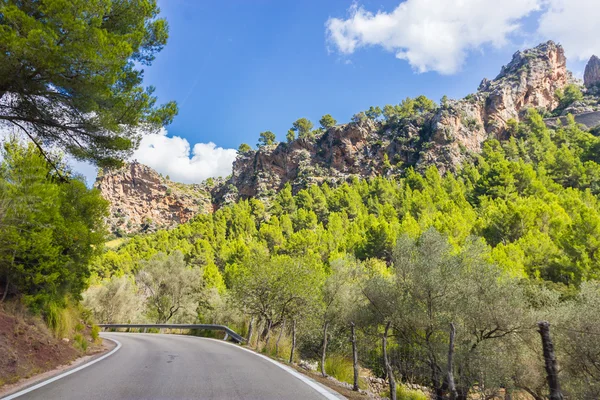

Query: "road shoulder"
left=0, top=338, right=117, bottom=399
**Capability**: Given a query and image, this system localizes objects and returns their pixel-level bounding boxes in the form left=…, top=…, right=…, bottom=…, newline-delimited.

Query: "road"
left=9, top=333, right=342, bottom=400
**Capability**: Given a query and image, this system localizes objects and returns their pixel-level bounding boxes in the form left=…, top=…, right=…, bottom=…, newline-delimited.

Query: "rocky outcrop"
left=224, top=116, right=429, bottom=201
left=95, top=162, right=213, bottom=235
left=421, top=41, right=570, bottom=170
left=98, top=41, right=596, bottom=233
left=225, top=41, right=572, bottom=200
left=584, top=55, right=600, bottom=88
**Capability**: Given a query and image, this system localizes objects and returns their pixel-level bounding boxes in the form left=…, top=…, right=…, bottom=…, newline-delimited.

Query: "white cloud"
left=538, top=0, right=600, bottom=62
left=326, top=0, right=600, bottom=74
left=326, top=0, right=541, bottom=74
left=131, top=128, right=237, bottom=184
left=1, top=125, right=237, bottom=186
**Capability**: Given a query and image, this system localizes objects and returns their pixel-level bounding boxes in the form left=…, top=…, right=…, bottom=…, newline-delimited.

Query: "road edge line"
left=198, top=337, right=345, bottom=400
left=1, top=337, right=122, bottom=400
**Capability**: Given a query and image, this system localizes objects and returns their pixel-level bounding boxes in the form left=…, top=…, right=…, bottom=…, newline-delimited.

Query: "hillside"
left=96, top=41, right=600, bottom=235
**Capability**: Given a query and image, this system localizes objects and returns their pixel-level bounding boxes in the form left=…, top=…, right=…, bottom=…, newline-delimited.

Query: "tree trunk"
left=383, top=321, right=396, bottom=400
left=538, top=321, right=563, bottom=400
left=447, top=323, right=458, bottom=400
left=351, top=322, right=359, bottom=392
left=289, top=319, right=297, bottom=363
left=276, top=319, right=285, bottom=356
left=247, top=317, right=255, bottom=345
left=264, top=319, right=273, bottom=350
left=321, top=321, right=329, bottom=377
left=254, top=319, right=264, bottom=348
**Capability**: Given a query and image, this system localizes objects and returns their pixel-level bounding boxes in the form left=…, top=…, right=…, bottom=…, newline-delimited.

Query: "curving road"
left=8, top=333, right=343, bottom=400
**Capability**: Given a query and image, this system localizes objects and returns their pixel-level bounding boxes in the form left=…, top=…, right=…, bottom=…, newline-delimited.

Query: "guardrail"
left=98, top=324, right=246, bottom=344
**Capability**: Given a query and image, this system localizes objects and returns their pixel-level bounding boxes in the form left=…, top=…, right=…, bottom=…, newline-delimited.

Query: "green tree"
left=365, top=106, right=383, bottom=120
left=286, top=129, right=296, bottom=143
left=319, top=114, right=337, bottom=130
left=0, top=0, right=178, bottom=169
left=0, top=140, right=108, bottom=310
left=83, top=276, right=142, bottom=324
left=233, top=253, right=324, bottom=340
left=292, top=118, right=314, bottom=139
left=556, top=84, right=584, bottom=110
left=257, top=131, right=276, bottom=147
left=238, top=143, right=252, bottom=153
left=136, top=251, right=203, bottom=323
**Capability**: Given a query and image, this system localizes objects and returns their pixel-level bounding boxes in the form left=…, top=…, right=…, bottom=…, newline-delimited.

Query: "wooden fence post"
left=538, top=321, right=564, bottom=400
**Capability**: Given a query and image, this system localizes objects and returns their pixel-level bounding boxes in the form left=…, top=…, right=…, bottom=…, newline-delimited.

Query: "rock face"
left=225, top=41, right=571, bottom=200
left=584, top=55, right=600, bottom=88
left=225, top=117, right=427, bottom=201
left=94, top=162, right=213, bottom=235
left=421, top=41, right=570, bottom=170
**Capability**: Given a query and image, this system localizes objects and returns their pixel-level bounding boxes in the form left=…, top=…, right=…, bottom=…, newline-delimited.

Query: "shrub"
left=91, top=325, right=100, bottom=342
left=73, top=334, right=88, bottom=352
left=324, top=354, right=365, bottom=389
left=384, top=385, right=428, bottom=400
left=46, top=301, right=76, bottom=339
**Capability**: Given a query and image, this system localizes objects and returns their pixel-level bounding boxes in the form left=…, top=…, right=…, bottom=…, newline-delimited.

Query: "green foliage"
left=136, top=251, right=203, bottom=323
left=0, top=140, right=108, bottom=311
left=257, top=131, right=276, bottom=147
left=292, top=118, right=314, bottom=139
left=555, top=84, right=584, bottom=110
left=324, top=355, right=365, bottom=388
left=83, top=275, right=142, bottom=323
left=0, top=0, right=177, bottom=168
left=319, top=114, right=337, bottom=130
left=88, top=109, right=600, bottom=397
left=388, top=385, right=428, bottom=400
left=91, top=325, right=101, bottom=342
left=238, top=143, right=252, bottom=153
left=365, top=106, right=383, bottom=120
left=382, top=95, right=436, bottom=123
left=73, top=333, right=88, bottom=352
left=286, top=129, right=296, bottom=143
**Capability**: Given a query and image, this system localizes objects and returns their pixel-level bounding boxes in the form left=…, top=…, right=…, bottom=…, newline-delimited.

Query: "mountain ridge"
left=95, top=41, right=600, bottom=235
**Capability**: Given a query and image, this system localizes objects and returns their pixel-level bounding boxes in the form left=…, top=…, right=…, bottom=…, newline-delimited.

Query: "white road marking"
left=1, top=337, right=122, bottom=400
left=198, top=337, right=346, bottom=400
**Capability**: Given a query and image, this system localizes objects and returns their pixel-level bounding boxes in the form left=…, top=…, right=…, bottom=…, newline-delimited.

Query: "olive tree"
left=232, top=253, right=324, bottom=345
left=136, top=251, right=203, bottom=323
left=83, top=276, right=142, bottom=323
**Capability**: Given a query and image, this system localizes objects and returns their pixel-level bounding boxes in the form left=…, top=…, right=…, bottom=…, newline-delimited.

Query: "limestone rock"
left=584, top=55, right=600, bottom=88
left=422, top=40, right=570, bottom=171
left=94, top=162, right=213, bottom=235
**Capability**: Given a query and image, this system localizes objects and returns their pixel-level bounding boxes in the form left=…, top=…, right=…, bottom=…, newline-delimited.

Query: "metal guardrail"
left=98, top=324, right=246, bottom=344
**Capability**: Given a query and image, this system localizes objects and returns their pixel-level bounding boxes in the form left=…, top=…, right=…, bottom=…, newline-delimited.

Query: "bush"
left=384, top=385, right=428, bottom=400
left=91, top=325, right=100, bottom=342
left=324, top=354, right=365, bottom=389
left=46, top=301, right=77, bottom=339
left=73, top=333, right=88, bottom=352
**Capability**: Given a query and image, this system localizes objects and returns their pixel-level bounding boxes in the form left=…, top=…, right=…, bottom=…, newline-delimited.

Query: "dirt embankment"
left=0, top=307, right=79, bottom=387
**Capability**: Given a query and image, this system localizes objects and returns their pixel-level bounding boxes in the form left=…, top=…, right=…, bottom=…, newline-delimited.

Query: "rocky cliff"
left=225, top=41, right=572, bottom=201
left=94, top=162, right=213, bottom=235
left=584, top=55, right=600, bottom=88
left=420, top=41, right=570, bottom=170
left=97, top=41, right=600, bottom=235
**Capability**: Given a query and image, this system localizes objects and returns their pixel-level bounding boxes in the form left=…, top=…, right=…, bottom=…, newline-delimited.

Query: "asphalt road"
left=11, top=333, right=342, bottom=400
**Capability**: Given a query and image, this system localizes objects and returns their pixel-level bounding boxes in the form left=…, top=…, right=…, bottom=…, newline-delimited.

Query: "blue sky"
left=74, top=0, right=599, bottom=184
left=146, top=0, right=532, bottom=149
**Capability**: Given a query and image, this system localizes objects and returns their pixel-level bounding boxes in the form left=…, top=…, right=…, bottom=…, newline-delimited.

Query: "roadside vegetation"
left=87, top=112, right=600, bottom=399
left=0, top=0, right=175, bottom=386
